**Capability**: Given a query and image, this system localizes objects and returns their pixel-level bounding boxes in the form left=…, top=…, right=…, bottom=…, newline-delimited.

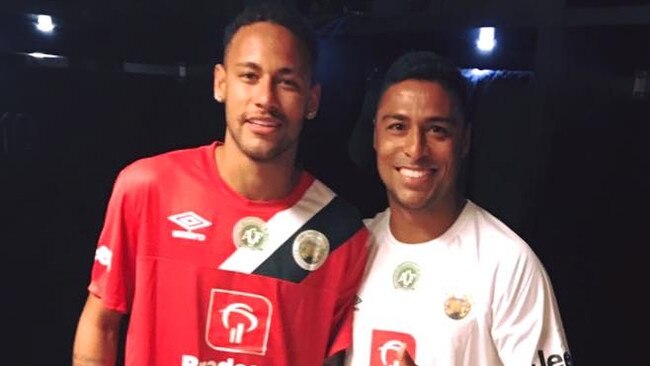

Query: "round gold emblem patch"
left=292, top=230, right=329, bottom=271
left=444, top=294, right=472, bottom=320
left=232, top=217, right=268, bottom=250
left=393, top=262, right=420, bottom=290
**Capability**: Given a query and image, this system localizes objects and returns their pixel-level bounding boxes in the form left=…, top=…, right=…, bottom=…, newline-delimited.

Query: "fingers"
left=396, top=343, right=417, bottom=366
left=400, top=350, right=417, bottom=366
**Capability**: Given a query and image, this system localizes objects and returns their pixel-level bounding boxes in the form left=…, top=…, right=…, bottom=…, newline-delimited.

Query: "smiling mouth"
left=247, top=117, right=281, bottom=127
left=398, top=167, right=436, bottom=178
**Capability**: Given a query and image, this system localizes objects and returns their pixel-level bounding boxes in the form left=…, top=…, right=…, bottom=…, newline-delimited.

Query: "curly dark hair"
left=222, top=2, right=318, bottom=80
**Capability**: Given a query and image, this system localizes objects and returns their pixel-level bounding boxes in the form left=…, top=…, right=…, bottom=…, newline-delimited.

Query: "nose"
left=253, top=75, right=279, bottom=111
left=403, top=128, right=428, bottom=159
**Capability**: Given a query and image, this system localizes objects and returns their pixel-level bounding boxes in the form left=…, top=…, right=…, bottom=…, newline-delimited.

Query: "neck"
left=389, top=195, right=466, bottom=244
left=215, top=144, right=300, bottom=201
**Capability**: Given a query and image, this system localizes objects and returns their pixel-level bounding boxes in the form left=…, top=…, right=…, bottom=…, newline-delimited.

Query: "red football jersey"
left=89, top=142, right=369, bottom=366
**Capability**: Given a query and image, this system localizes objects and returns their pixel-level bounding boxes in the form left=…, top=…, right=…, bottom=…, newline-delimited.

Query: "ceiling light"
left=36, top=15, right=55, bottom=33
left=476, top=27, right=496, bottom=53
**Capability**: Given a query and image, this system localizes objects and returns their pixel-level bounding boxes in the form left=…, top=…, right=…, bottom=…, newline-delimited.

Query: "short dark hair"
left=378, top=51, right=469, bottom=123
left=222, top=2, right=318, bottom=79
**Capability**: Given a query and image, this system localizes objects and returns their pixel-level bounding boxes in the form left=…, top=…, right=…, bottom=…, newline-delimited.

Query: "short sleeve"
left=87, top=166, right=143, bottom=314
left=491, top=251, right=572, bottom=365
left=326, top=228, right=370, bottom=357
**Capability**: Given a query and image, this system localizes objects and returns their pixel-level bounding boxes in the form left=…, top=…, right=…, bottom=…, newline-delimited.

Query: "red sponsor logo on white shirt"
left=370, top=329, right=417, bottom=366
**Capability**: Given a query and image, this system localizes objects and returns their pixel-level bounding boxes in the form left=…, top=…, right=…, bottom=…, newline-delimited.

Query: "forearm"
left=72, top=295, right=122, bottom=366
left=72, top=324, right=119, bottom=366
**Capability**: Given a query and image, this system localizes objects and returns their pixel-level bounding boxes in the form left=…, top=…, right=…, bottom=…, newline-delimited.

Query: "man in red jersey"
left=72, top=3, right=369, bottom=365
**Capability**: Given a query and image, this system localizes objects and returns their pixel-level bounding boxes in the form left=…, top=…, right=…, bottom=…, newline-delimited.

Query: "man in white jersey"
left=344, top=51, right=572, bottom=366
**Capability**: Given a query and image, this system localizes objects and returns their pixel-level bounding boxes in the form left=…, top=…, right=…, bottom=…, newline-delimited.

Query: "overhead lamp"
left=36, top=14, right=55, bottom=33
left=27, top=52, right=61, bottom=59
left=476, top=27, right=496, bottom=53
left=23, top=51, right=68, bottom=68
left=469, top=68, right=493, bottom=77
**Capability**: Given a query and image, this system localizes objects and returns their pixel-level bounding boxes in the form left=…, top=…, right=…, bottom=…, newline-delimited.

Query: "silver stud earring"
left=306, top=111, right=317, bottom=120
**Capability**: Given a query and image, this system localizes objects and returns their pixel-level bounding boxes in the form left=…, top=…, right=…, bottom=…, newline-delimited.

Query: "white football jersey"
left=346, top=200, right=572, bottom=366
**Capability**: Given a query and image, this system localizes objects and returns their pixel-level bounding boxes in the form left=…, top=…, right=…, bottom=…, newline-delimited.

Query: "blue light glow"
left=461, top=68, right=496, bottom=83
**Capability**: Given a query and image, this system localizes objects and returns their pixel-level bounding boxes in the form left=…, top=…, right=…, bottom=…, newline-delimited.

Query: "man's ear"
left=306, top=82, right=321, bottom=120
left=214, top=64, right=226, bottom=103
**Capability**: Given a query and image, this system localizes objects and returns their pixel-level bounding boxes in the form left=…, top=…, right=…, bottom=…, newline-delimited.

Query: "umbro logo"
left=94, top=245, right=112, bottom=268
left=168, top=211, right=212, bottom=241
left=354, top=296, right=362, bottom=311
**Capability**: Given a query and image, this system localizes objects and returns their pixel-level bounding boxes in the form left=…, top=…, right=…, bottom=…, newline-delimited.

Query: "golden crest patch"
left=444, top=294, right=472, bottom=320
left=233, top=217, right=268, bottom=250
left=292, top=230, right=329, bottom=271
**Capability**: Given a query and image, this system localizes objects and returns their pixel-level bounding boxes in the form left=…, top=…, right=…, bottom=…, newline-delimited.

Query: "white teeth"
left=400, top=168, right=428, bottom=178
left=252, top=120, right=275, bottom=127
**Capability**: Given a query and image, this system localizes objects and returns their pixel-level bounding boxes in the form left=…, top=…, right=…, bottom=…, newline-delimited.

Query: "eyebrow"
left=379, top=113, right=456, bottom=124
left=233, top=62, right=300, bottom=76
left=233, top=62, right=261, bottom=71
left=379, top=113, right=408, bottom=122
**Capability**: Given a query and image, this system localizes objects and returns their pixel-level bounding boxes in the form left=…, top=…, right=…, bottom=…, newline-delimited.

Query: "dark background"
left=1, top=0, right=649, bottom=364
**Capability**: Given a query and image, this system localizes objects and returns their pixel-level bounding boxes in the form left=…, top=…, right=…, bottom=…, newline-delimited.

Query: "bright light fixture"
left=36, top=14, right=55, bottom=33
left=470, top=68, right=493, bottom=77
left=27, top=52, right=61, bottom=59
left=476, top=27, right=496, bottom=52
